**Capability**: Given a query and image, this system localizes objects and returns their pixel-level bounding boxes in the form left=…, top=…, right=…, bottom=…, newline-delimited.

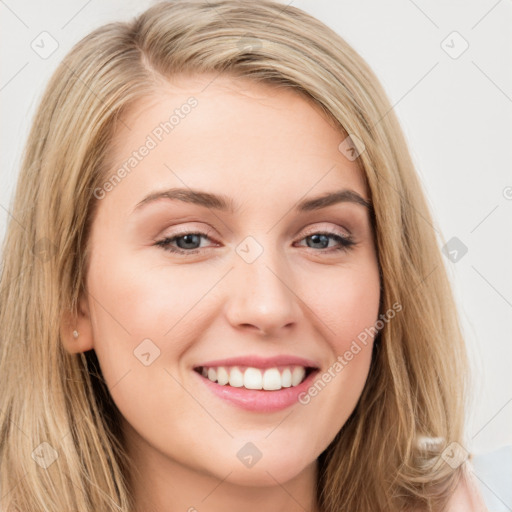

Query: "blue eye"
left=155, top=232, right=213, bottom=254
left=297, top=232, right=356, bottom=252
left=155, top=230, right=356, bottom=255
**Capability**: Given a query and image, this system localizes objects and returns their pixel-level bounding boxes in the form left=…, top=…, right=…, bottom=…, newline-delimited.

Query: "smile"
left=195, top=365, right=315, bottom=390
left=193, top=365, right=320, bottom=413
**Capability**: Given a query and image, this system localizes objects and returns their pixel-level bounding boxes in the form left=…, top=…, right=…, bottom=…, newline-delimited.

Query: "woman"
left=0, top=1, right=488, bottom=510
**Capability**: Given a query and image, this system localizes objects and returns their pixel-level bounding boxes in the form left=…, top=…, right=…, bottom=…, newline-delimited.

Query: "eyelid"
left=155, top=221, right=357, bottom=258
left=158, top=221, right=352, bottom=244
left=299, top=223, right=352, bottom=240
left=158, top=223, right=218, bottom=240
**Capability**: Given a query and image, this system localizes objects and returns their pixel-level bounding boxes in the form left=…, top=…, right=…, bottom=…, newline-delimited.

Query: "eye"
left=155, top=228, right=356, bottom=256
left=294, top=230, right=356, bottom=253
left=155, top=230, right=218, bottom=255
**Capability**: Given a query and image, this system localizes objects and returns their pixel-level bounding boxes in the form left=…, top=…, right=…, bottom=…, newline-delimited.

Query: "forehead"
left=101, top=74, right=369, bottom=214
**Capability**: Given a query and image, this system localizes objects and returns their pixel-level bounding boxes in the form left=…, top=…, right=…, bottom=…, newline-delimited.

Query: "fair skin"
left=61, top=75, right=484, bottom=511
left=445, top=462, right=489, bottom=511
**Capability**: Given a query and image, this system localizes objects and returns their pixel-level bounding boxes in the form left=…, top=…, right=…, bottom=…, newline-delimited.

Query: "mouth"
left=193, top=364, right=318, bottom=391
left=192, top=363, right=320, bottom=412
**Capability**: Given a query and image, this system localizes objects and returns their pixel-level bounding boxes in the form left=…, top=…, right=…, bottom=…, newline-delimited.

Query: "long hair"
left=0, top=1, right=472, bottom=510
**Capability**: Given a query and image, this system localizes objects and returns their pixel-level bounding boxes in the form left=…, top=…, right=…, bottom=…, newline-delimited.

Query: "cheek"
left=297, top=259, right=380, bottom=443
left=88, top=246, right=197, bottom=335
left=85, top=251, right=203, bottom=431
left=314, top=261, right=381, bottom=352
left=85, top=246, right=221, bottom=381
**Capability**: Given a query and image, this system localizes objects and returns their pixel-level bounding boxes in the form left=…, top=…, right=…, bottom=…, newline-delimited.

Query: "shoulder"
left=445, top=463, right=489, bottom=512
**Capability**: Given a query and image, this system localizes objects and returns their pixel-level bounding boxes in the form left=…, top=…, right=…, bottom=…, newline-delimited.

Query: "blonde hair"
left=0, top=1, right=472, bottom=510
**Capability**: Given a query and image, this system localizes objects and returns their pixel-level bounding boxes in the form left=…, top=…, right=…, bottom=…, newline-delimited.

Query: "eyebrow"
left=132, top=187, right=373, bottom=214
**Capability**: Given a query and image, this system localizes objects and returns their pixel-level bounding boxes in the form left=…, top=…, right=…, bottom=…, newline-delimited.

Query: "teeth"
left=281, top=368, right=292, bottom=388
left=216, top=366, right=229, bottom=385
left=291, top=366, right=306, bottom=386
left=262, top=368, right=282, bottom=390
left=228, top=367, right=244, bottom=387
left=200, top=365, right=309, bottom=390
left=244, top=367, right=263, bottom=389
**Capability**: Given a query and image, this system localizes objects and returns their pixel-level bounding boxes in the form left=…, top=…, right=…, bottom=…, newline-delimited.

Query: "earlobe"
left=60, top=294, right=94, bottom=354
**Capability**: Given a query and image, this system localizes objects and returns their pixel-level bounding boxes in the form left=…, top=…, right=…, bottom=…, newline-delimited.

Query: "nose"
left=223, top=244, right=302, bottom=337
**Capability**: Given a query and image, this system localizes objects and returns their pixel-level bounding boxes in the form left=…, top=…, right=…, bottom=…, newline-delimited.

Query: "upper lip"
left=194, top=354, right=320, bottom=370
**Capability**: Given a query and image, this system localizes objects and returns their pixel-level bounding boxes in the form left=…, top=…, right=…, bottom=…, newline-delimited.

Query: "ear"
left=60, top=293, right=94, bottom=354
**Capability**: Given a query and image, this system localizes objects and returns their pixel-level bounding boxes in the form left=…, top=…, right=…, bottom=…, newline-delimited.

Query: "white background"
left=1, top=0, right=511, bottom=458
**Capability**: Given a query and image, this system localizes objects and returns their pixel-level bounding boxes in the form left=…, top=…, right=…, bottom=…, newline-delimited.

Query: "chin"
left=203, top=450, right=316, bottom=487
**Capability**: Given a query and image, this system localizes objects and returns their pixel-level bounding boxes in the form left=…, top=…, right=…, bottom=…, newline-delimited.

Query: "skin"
left=62, top=74, right=383, bottom=512
left=445, top=462, right=489, bottom=511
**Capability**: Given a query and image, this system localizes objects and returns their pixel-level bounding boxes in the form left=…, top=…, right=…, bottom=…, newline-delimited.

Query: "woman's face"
left=74, top=75, right=380, bottom=487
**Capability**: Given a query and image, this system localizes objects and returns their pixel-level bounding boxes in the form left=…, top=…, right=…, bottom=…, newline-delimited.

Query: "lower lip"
left=193, top=369, right=319, bottom=412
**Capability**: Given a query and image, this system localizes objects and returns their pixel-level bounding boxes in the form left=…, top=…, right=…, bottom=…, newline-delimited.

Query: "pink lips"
left=192, top=354, right=320, bottom=413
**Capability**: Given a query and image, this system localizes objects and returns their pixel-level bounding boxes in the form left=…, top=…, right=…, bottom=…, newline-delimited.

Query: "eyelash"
left=155, top=228, right=356, bottom=256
